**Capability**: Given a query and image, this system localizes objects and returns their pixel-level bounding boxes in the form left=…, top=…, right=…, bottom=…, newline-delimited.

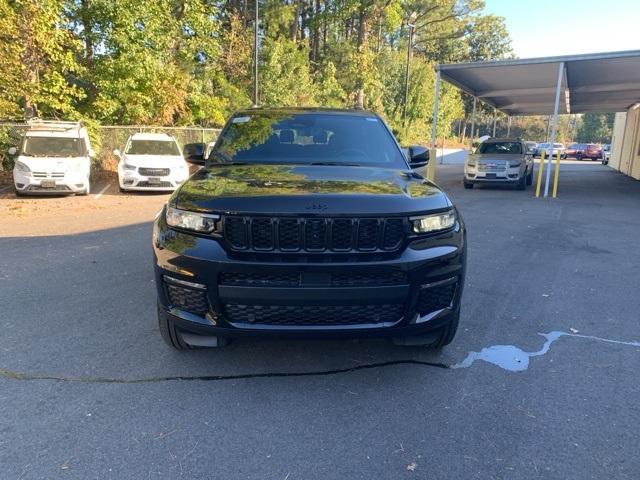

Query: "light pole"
left=253, top=0, right=259, bottom=107
left=402, top=12, right=418, bottom=125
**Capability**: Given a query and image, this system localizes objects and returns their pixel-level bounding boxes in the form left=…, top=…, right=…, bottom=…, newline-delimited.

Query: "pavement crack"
left=0, top=359, right=450, bottom=384
left=2, top=330, right=638, bottom=383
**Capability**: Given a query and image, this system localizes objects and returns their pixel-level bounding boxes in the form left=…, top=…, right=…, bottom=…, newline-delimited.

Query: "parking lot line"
left=93, top=184, right=110, bottom=199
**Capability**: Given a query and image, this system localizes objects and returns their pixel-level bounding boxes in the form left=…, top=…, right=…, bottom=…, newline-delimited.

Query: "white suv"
left=116, top=133, right=189, bottom=192
left=11, top=119, right=94, bottom=196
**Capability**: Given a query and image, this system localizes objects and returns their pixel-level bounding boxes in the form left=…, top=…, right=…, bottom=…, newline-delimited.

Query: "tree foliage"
left=0, top=0, right=513, bottom=143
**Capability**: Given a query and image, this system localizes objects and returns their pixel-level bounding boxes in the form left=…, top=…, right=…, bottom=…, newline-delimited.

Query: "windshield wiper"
left=310, top=162, right=361, bottom=167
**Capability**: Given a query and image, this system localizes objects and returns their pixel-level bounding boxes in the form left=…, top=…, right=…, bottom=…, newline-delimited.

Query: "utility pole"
left=402, top=12, right=418, bottom=125
left=253, top=0, right=259, bottom=107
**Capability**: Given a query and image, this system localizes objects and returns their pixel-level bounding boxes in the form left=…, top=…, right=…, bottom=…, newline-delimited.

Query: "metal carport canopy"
left=437, top=50, right=640, bottom=115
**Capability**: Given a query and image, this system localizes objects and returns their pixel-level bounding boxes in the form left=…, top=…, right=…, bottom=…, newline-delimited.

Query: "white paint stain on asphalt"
left=453, top=331, right=640, bottom=372
left=93, top=184, right=110, bottom=199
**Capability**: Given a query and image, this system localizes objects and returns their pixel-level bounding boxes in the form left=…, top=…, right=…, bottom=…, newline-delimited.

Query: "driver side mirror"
left=8, top=147, right=17, bottom=156
left=113, top=149, right=121, bottom=158
left=183, top=142, right=206, bottom=165
left=407, top=145, right=429, bottom=169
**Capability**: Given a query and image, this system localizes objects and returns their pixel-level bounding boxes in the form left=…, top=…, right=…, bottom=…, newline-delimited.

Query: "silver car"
left=464, top=138, right=534, bottom=190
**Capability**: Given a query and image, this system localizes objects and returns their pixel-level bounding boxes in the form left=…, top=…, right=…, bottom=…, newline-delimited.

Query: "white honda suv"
left=116, top=133, right=189, bottom=192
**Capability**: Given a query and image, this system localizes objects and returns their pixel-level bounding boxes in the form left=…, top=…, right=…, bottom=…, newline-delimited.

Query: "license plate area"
left=147, top=177, right=162, bottom=185
left=40, top=180, right=56, bottom=188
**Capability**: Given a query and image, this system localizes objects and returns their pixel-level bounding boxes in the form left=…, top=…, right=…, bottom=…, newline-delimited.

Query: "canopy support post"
left=492, top=109, right=497, bottom=137
left=428, top=69, right=441, bottom=180
left=506, top=116, right=511, bottom=137
left=469, top=96, right=477, bottom=148
left=544, top=62, right=565, bottom=198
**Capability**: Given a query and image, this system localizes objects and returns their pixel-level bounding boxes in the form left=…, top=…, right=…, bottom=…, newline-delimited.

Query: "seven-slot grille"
left=223, top=216, right=406, bottom=252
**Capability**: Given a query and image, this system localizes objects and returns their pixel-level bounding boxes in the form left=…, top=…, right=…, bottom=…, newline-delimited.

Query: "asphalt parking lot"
left=1, top=162, right=639, bottom=479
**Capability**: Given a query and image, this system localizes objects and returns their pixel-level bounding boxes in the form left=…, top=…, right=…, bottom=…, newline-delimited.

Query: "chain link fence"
left=0, top=123, right=221, bottom=172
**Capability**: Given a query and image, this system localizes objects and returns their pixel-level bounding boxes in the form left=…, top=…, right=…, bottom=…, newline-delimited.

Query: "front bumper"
left=153, top=213, right=466, bottom=339
left=118, top=168, right=188, bottom=191
left=13, top=170, right=88, bottom=195
left=464, top=166, right=522, bottom=183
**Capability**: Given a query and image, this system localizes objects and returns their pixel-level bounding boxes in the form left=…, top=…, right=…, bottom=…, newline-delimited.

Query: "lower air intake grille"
left=417, top=281, right=457, bottom=315
left=166, top=284, right=208, bottom=315
left=224, top=303, right=404, bottom=326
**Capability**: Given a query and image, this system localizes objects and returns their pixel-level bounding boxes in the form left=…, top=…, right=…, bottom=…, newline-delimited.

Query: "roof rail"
left=26, top=118, right=84, bottom=132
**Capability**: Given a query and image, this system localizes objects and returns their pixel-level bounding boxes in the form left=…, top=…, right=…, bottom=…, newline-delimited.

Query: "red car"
left=564, top=143, right=602, bottom=160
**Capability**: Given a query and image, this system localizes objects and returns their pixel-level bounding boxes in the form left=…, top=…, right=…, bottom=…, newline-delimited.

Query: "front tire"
left=158, top=303, right=194, bottom=350
left=526, top=167, right=534, bottom=185
left=393, top=309, right=460, bottom=348
left=463, top=180, right=474, bottom=189
left=517, top=174, right=527, bottom=190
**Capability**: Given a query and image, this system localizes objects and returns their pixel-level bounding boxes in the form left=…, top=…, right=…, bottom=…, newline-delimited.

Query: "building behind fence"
left=0, top=123, right=220, bottom=172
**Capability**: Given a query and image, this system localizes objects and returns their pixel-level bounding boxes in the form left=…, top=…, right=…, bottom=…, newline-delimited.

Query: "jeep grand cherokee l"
left=152, top=108, right=466, bottom=349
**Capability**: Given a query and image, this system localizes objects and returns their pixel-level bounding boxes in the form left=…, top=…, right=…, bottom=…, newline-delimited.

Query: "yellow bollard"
left=535, top=150, right=546, bottom=198
left=552, top=150, right=561, bottom=198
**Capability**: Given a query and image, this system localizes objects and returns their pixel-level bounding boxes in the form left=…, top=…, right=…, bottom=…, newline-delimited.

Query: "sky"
left=483, top=0, right=640, bottom=58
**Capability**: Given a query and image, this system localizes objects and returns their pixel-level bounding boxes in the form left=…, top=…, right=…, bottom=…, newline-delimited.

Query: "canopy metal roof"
left=437, top=50, right=640, bottom=115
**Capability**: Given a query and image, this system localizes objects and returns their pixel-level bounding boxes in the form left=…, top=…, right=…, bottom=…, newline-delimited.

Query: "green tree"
left=576, top=113, right=614, bottom=143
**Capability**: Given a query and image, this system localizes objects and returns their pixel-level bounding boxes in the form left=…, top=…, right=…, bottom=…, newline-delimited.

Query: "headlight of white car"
left=123, top=163, right=137, bottom=171
left=508, top=161, right=521, bottom=168
left=15, top=161, right=30, bottom=173
left=165, top=206, right=218, bottom=233
left=410, top=210, right=457, bottom=234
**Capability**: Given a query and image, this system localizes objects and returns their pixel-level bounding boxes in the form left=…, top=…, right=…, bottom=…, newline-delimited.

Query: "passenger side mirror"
left=407, top=145, right=429, bottom=169
left=88, top=148, right=96, bottom=158
left=113, top=149, right=121, bottom=158
left=8, top=147, right=17, bottom=156
left=183, top=142, right=206, bottom=165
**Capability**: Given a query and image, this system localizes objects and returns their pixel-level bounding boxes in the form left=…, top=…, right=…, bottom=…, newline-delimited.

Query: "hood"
left=472, top=153, right=523, bottom=165
left=17, top=155, right=88, bottom=172
left=172, top=164, right=451, bottom=215
left=122, top=154, right=186, bottom=168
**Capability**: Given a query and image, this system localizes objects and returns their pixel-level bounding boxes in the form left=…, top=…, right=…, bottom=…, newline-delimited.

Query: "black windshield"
left=209, top=112, right=406, bottom=168
left=479, top=142, right=522, bottom=154
left=22, top=137, right=84, bottom=157
left=125, top=140, right=180, bottom=155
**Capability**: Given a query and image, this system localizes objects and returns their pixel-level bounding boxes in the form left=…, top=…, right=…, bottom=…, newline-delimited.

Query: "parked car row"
left=531, top=142, right=606, bottom=160
left=8, top=120, right=208, bottom=196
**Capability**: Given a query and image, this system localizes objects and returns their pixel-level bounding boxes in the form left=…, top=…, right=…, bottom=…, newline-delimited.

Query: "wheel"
left=393, top=309, right=460, bottom=348
left=430, top=309, right=460, bottom=348
left=463, top=180, right=474, bottom=189
left=14, top=187, right=25, bottom=197
left=119, top=186, right=126, bottom=193
left=157, top=302, right=230, bottom=350
left=526, top=167, right=534, bottom=185
left=517, top=174, right=527, bottom=190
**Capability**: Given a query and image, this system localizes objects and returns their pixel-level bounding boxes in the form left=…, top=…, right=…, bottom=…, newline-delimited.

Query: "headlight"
left=165, top=206, right=218, bottom=233
left=509, top=161, right=521, bottom=168
left=15, top=161, right=30, bottom=173
left=411, top=210, right=457, bottom=234
left=123, top=163, right=137, bottom=171
left=467, top=161, right=476, bottom=167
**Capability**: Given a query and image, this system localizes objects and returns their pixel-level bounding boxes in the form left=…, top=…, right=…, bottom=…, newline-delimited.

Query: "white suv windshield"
left=22, top=137, right=84, bottom=157
left=125, top=140, right=180, bottom=156
left=478, top=142, right=522, bottom=154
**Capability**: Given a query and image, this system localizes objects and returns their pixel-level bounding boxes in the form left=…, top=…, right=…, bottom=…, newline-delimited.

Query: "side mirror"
left=407, top=145, right=429, bottom=169
left=113, top=149, right=121, bottom=158
left=88, top=148, right=96, bottom=158
left=8, top=147, right=17, bottom=156
left=183, top=142, right=206, bottom=165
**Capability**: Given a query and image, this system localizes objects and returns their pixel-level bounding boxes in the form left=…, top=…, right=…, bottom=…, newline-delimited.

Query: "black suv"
left=152, top=108, right=466, bottom=349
